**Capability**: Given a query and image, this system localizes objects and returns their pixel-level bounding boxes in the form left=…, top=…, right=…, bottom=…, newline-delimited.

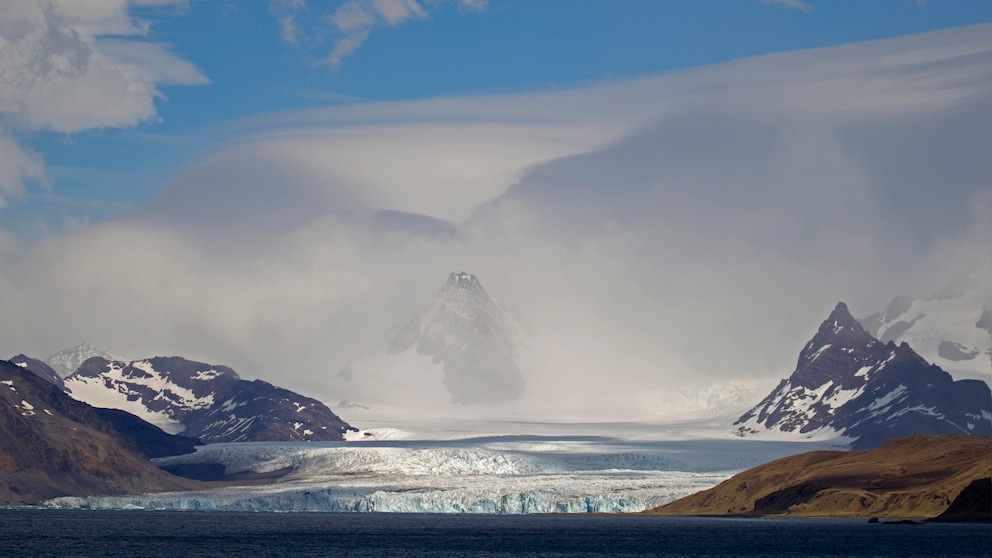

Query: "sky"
left=0, top=1, right=990, bottom=420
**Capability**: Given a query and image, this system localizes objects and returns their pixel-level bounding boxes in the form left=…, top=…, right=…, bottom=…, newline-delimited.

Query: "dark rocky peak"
left=793, top=302, right=883, bottom=386
left=72, top=356, right=240, bottom=385
left=806, top=302, right=877, bottom=350
left=74, top=356, right=119, bottom=377
left=817, top=302, right=871, bottom=339
left=143, top=356, right=241, bottom=383
left=9, top=354, right=65, bottom=391
left=736, top=302, right=991, bottom=450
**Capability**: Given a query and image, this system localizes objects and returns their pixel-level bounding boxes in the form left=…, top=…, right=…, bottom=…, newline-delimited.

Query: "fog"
left=1, top=25, right=989, bottom=422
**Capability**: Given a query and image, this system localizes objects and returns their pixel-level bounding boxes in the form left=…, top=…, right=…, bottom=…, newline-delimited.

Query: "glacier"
left=45, top=436, right=830, bottom=514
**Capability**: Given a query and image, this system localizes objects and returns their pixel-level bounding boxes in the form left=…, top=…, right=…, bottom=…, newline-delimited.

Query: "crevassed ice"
left=44, top=439, right=821, bottom=514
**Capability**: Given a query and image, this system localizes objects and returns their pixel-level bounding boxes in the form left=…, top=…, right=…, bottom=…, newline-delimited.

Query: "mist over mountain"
left=0, top=27, right=988, bottom=422
left=45, top=344, right=119, bottom=378
left=859, top=267, right=991, bottom=382
left=385, top=272, right=525, bottom=405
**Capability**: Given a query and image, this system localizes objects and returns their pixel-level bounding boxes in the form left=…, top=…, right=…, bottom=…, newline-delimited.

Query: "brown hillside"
left=647, top=434, right=991, bottom=519
left=0, top=361, right=204, bottom=505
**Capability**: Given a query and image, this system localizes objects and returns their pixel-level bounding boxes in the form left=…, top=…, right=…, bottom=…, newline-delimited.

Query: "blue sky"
left=5, top=0, right=992, bottom=244
left=0, top=1, right=990, bottom=407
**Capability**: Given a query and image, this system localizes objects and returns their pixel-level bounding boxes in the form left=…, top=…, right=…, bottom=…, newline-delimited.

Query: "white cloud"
left=327, top=29, right=371, bottom=68
left=0, top=0, right=208, bottom=133
left=371, top=0, right=427, bottom=27
left=0, top=25, right=989, bottom=417
left=0, top=127, right=45, bottom=207
left=0, top=0, right=205, bottom=206
left=271, top=0, right=484, bottom=68
left=761, top=0, right=814, bottom=12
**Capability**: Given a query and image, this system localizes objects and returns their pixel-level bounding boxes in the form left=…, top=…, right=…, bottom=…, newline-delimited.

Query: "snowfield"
left=45, top=432, right=835, bottom=514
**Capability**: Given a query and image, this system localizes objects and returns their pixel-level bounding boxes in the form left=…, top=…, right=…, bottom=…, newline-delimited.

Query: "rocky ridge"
left=0, top=359, right=203, bottom=505
left=735, top=302, right=992, bottom=449
left=64, top=356, right=355, bottom=443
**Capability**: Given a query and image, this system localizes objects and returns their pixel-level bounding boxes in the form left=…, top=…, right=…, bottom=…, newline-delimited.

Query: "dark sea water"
left=0, top=509, right=988, bottom=557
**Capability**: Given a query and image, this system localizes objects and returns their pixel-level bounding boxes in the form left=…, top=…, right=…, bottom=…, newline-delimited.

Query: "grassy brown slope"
left=0, top=361, right=205, bottom=505
left=647, top=434, right=991, bottom=519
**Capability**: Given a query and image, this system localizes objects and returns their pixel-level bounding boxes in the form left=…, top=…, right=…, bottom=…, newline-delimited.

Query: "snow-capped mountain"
left=44, top=343, right=119, bottom=378
left=859, top=269, right=991, bottom=382
left=64, top=356, right=354, bottom=443
left=381, top=271, right=526, bottom=405
left=735, top=302, right=992, bottom=449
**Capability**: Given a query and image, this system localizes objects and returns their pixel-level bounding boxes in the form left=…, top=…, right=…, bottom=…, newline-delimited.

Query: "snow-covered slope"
left=44, top=343, right=118, bottom=378
left=64, top=356, right=354, bottom=442
left=735, top=302, right=992, bottom=449
left=860, top=269, right=991, bottom=382
left=44, top=437, right=824, bottom=513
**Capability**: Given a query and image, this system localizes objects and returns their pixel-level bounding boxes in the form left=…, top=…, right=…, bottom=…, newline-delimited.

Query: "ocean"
left=0, top=509, right=988, bottom=557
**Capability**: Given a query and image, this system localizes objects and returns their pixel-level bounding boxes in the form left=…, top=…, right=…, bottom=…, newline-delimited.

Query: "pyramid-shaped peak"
left=445, top=271, right=487, bottom=292
left=820, top=302, right=867, bottom=336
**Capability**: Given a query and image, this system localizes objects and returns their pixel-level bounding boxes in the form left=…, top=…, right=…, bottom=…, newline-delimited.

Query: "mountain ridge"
left=64, top=355, right=355, bottom=443
left=0, top=359, right=204, bottom=505
left=735, top=302, right=992, bottom=449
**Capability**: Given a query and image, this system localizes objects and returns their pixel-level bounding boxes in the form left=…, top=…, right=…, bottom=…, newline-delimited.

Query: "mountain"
left=859, top=269, right=991, bottom=382
left=0, top=359, right=202, bottom=505
left=383, top=271, right=526, bottom=405
left=10, top=354, right=201, bottom=458
left=648, top=434, right=991, bottom=520
left=734, top=302, right=992, bottom=449
left=64, top=356, right=355, bottom=443
left=45, top=343, right=118, bottom=378
left=10, top=354, right=66, bottom=391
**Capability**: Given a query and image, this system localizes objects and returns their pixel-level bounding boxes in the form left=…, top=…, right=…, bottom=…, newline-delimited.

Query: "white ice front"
left=46, top=437, right=827, bottom=514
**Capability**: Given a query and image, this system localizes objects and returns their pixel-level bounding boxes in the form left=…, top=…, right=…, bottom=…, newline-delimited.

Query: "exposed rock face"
left=9, top=354, right=201, bottom=458
left=387, top=272, right=526, bottom=405
left=9, top=354, right=65, bottom=391
left=932, top=477, right=992, bottom=522
left=91, top=407, right=201, bottom=459
left=735, top=302, right=992, bottom=449
left=65, top=356, right=354, bottom=443
left=649, top=434, right=992, bottom=519
left=0, top=360, right=202, bottom=505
